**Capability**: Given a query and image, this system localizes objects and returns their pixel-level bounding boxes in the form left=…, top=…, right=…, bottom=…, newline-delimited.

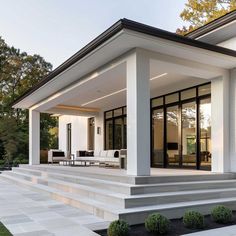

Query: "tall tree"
left=0, top=36, right=58, bottom=164
left=177, top=0, right=236, bottom=35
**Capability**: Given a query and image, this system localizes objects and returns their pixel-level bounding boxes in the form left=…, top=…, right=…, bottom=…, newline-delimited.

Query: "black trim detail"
left=186, top=10, right=236, bottom=39
left=12, top=18, right=236, bottom=107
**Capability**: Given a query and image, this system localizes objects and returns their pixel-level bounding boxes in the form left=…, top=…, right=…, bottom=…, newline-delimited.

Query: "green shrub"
left=183, top=211, right=204, bottom=229
left=145, top=213, right=170, bottom=234
left=107, top=219, right=129, bottom=236
left=211, top=205, right=233, bottom=224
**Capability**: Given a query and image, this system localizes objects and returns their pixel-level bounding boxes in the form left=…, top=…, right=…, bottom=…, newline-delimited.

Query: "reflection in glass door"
left=200, top=98, right=211, bottom=170
left=182, top=102, right=196, bottom=168
left=105, top=120, right=113, bottom=149
left=152, top=108, right=164, bottom=167
left=166, top=105, right=179, bottom=167
left=114, top=118, right=123, bottom=150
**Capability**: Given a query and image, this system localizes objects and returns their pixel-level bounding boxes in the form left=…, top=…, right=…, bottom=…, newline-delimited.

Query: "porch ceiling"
left=46, top=59, right=207, bottom=113
left=13, top=20, right=236, bottom=110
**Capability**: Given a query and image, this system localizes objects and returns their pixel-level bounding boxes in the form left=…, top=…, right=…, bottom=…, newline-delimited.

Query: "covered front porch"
left=13, top=20, right=236, bottom=176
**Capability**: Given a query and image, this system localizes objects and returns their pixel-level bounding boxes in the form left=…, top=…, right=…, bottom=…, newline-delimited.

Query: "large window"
left=104, top=83, right=211, bottom=170
left=152, top=108, right=164, bottom=167
left=104, top=106, right=126, bottom=150
left=151, top=83, right=211, bottom=170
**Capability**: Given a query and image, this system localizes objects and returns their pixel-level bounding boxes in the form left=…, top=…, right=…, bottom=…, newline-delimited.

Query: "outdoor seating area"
left=48, top=149, right=127, bottom=169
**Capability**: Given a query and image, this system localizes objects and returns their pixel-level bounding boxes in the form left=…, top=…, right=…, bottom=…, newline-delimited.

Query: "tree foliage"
left=177, top=0, right=236, bottom=35
left=0, top=36, right=58, bottom=163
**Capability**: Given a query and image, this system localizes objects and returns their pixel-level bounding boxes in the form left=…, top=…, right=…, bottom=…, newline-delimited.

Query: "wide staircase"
left=1, top=165, right=236, bottom=225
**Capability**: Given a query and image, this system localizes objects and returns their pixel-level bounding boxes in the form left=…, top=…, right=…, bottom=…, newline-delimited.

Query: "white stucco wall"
left=229, top=69, right=236, bottom=172
left=211, top=75, right=230, bottom=173
left=218, top=37, right=236, bottom=50
left=94, top=111, right=104, bottom=151
left=59, top=115, right=88, bottom=155
left=58, top=112, right=104, bottom=154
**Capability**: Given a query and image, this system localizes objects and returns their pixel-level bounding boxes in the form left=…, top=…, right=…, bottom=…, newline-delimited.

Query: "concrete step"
left=2, top=171, right=236, bottom=225
left=12, top=167, right=132, bottom=194
left=18, top=165, right=236, bottom=184
left=5, top=170, right=236, bottom=209
left=119, top=197, right=236, bottom=225
left=14, top=167, right=236, bottom=196
left=131, top=179, right=236, bottom=194
left=0, top=172, right=119, bottom=221
left=3, top=171, right=126, bottom=207
left=18, top=165, right=135, bottom=184
left=134, top=172, right=236, bottom=184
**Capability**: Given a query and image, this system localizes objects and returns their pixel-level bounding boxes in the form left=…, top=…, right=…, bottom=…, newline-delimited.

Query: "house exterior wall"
left=229, top=68, right=236, bottom=172
left=94, top=111, right=104, bottom=151
left=58, top=115, right=88, bottom=155
left=58, top=112, right=105, bottom=154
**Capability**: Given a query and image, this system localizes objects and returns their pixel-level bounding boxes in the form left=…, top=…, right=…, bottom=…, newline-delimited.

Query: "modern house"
left=3, top=11, right=236, bottom=225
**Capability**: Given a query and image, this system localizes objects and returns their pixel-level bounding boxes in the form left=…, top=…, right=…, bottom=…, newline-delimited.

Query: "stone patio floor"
left=0, top=178, right=109, bottom=236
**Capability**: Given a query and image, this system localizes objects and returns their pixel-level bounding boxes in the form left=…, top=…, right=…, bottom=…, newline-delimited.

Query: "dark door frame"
left=151, top=91, right=211, bottom=170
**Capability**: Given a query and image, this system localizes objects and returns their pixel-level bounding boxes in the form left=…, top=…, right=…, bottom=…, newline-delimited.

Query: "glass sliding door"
left=114, top=118, right=123, bottom=150
left=152, top=108, right=164, bottom=167
left=105, top=119, right=113, bottom=149
left=199, top=98, right=211, bottom=170
left=104, top=106, right=127, bottom=150
left=166, top=105, right=180, bottom=167
left=182, top=102, right=196, bottom=168
left=123, top=117, right=127, bottom=149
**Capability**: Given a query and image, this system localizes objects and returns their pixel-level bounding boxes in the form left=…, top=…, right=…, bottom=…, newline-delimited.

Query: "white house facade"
left=13, top=11, right=236, bottom=176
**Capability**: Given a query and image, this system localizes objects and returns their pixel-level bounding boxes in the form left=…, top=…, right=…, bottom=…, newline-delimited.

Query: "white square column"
left=229, top=69, right=236, bottom=172
left=126, top=49, right=150, bottom=176
left=211, top=74, right=230, bottom=173
left=29, top=109, right=40, bottom=165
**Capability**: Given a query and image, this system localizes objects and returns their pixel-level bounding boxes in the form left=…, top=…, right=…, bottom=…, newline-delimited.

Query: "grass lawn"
left=0, top=222, right=12, bottom=236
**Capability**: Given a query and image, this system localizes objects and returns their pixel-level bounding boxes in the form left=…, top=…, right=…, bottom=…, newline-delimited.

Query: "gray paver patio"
left=0, top=177, right=109, bottom=235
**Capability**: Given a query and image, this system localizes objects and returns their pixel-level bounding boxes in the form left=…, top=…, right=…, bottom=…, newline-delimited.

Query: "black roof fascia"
left=186, top=10, right=236, bottom=39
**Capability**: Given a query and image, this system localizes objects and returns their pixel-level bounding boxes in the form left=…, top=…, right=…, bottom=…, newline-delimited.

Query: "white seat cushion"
left=103, top=157, right=119, bottom=163
left=94, top=150, right=101, bottom=157
left=100, top=151, right=108, bottom=157
left=107, top=150, right=115, bottom=157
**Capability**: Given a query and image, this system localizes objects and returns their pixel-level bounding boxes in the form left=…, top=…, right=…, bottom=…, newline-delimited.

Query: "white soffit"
left=14, top=29, right=236, bottom=109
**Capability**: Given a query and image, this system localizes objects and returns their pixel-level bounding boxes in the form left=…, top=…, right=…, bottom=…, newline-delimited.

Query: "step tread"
left=4, top=171, right=127, bottom=198
left=125, top=187, right=236, bottom=199
left=3, top=172, right=236, bottom=214
left=7, top=172, right=236, bottom=204
left=13, top=167, right=236, bottom=187
left=133, top=178, right=236, bottom=188
left=13, top=167, right=134, bottom=186
left=0, top=173, right=121, bottom=212
left=9, top=170, right=236, bottom=199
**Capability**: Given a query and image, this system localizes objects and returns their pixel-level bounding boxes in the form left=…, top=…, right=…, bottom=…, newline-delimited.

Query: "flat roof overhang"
left=12, top=18, right=236, bottom=109
left=186, top=10, right=236, bottom=43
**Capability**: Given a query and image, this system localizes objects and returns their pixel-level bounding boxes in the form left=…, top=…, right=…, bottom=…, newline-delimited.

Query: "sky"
left=0, top=0, right=188, bottom=68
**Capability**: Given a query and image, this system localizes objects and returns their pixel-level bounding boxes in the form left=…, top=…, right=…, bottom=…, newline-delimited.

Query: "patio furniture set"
left=47, top=149, right=127, bottom=169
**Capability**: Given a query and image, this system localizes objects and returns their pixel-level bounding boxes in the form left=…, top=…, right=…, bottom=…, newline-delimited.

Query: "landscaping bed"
left=96, top=211, right=236, bottom=236
left=0, top=222, right=12, bottom=236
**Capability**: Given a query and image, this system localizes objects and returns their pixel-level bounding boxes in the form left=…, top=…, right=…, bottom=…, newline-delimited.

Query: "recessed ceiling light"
left=150, top=73, right=168, bottom=81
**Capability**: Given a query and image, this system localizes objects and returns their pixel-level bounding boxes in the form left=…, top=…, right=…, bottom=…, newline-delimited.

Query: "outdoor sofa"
left=48, top=149, right=66, bottom=164
left=75, top=150, right=120, bottom=167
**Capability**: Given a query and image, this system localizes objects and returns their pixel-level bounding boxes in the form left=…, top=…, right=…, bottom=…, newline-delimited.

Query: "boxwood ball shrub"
left=183, top=211, right=204, bottom=229
left=211, top=205, right=233, bottom=224
left=145, top=213, right=170, bottom=234
left=107, top=219, right=129, bottom=236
